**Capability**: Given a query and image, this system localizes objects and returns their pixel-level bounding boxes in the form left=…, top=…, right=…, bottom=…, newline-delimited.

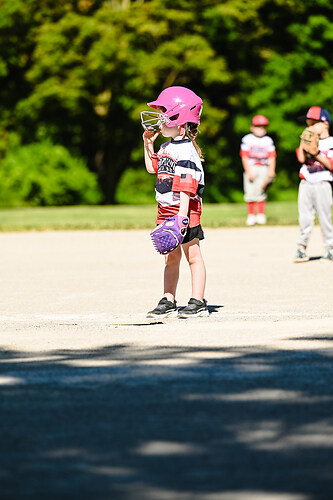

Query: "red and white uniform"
left=296, top=135, right=333, bottom=250
left=298, top=136, right=333, bottom=183
left=240, top=133, right=276, bottom=203
left=151, top=138, right=204, bottom=227
left=240, top=133, right=276, bottom=165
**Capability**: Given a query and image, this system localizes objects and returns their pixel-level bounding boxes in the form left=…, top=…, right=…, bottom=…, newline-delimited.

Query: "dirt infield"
left=0, top=227, right=333, bottom=499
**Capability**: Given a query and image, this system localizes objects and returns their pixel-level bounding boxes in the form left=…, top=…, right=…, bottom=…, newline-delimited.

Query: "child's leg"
left=182, top=238, right=206, bottom=301
left=247, top=201, right=255, bottom=214
left=164, top=245, right=182, bottom=302
left=298, top=181, right=315, bottom=249
left=313, top=181, right=333, bottom=249
left=257, top=200, right=266, bottom=214
left=246, top=201, right=256, bottom=226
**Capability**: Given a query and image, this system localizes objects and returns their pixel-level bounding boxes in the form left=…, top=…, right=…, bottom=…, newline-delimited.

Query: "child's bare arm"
left=241, top=156, right=254, bottom=181
left=296, top=142, right=306, bottom=163
left=143, top=128, right=160, bottom=173
left=312, top=152, right=333, bottom=171
left=268, top=156, right=276, bottom=177
left=178, top=191, right=190, bottom=217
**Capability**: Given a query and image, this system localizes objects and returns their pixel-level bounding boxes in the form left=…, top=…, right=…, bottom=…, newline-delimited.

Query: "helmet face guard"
left=140, top=111, right=161, bottom=131
left=140, top=110, right=177, bottom=130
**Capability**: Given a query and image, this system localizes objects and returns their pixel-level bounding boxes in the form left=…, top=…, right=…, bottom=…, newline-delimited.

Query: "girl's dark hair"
left=185, top=122, right=204, bottom=161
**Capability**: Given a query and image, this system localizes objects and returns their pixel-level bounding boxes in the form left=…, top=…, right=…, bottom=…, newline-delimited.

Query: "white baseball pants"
left=298, top=180, right=333, bottom=249
left=243, top=165, right=268, bottom=202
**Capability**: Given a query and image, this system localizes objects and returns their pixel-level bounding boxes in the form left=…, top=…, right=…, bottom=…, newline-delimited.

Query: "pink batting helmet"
left=147, top=86, right=203, bottom=127
left=252, top=115, right=269, bottom=126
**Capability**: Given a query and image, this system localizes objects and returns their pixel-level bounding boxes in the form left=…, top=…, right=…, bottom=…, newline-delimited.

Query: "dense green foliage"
left=0, top=0, right=333, bottom=205
left=0, top=140, right=101, bottom=206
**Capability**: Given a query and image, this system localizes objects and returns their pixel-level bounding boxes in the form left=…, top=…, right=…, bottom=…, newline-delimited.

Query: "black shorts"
left=182, top=224, right=204, bottom=244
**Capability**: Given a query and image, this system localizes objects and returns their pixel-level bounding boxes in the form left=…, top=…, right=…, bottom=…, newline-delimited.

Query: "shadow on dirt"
left=207, top=304, right=224, bottom=314
left=1, top=339, right=333, bottom=499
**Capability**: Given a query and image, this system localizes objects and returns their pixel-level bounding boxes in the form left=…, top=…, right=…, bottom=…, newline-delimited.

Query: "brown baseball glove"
left=300, top=128, right=319, bottom=156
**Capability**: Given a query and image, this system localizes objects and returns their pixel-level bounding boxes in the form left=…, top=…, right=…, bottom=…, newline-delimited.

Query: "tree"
left=5, top=0, right=230, bottom=202
left=1, top=0, right=333, bottom=204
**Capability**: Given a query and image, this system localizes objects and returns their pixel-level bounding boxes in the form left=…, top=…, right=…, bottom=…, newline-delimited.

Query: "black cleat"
left=147, top=297, right=178, bottom=318
left=178, top=298, right=209, bottom=318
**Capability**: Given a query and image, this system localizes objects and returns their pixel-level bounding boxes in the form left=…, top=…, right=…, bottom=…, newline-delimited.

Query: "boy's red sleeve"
left=296, top=147, right=303, bottom=163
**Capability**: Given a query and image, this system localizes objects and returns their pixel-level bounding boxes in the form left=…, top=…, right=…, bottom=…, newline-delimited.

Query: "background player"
left=141, top=86, right=208, bottom=318
left=294, top=106, right=333, bottom=262
left=240, top=115, right=276, bottom=226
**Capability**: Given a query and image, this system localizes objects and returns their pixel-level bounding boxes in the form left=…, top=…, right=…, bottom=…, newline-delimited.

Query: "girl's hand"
left=247, top=171, right=255, bottom=182
left=143, top=127, right=160, bottom=143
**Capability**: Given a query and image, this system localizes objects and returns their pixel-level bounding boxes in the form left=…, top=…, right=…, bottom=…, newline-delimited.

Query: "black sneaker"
left=147, top=297, right=178, bottom=318
left=178, top=298, right=209, bottom=318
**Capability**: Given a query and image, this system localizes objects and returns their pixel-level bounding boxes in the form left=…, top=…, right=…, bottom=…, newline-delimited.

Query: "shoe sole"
left=146, top=310, right=178, bottom=319
left=178, top=309, right=210, bottom=319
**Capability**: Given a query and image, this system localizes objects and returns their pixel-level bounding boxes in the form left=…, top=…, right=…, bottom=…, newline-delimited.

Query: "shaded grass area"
left=0, top=202, right=301, bottom=232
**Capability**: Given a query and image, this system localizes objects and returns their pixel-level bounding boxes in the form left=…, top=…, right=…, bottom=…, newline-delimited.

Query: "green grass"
left=202, top=201, right=299, bottom=227
left=0, top=202, right=301, bottom=232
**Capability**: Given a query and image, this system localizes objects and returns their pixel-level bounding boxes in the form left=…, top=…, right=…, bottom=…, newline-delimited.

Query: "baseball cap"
left=303, top=106, right=331, bottom=124
left=252, top=115, right=269, bottom=126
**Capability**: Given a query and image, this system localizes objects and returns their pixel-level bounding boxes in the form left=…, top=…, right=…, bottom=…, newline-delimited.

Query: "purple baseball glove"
left=150, top=215, right=189, bottom=255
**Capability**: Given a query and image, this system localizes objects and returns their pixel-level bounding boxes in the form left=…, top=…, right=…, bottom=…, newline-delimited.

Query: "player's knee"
left=189, top=254, right=203, bottom=267
left=187, top=248, right=203, bottom=266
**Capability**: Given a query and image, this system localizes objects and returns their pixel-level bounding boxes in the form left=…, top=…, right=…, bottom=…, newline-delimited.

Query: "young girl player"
left=141, top=86, right=208, bottom=319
